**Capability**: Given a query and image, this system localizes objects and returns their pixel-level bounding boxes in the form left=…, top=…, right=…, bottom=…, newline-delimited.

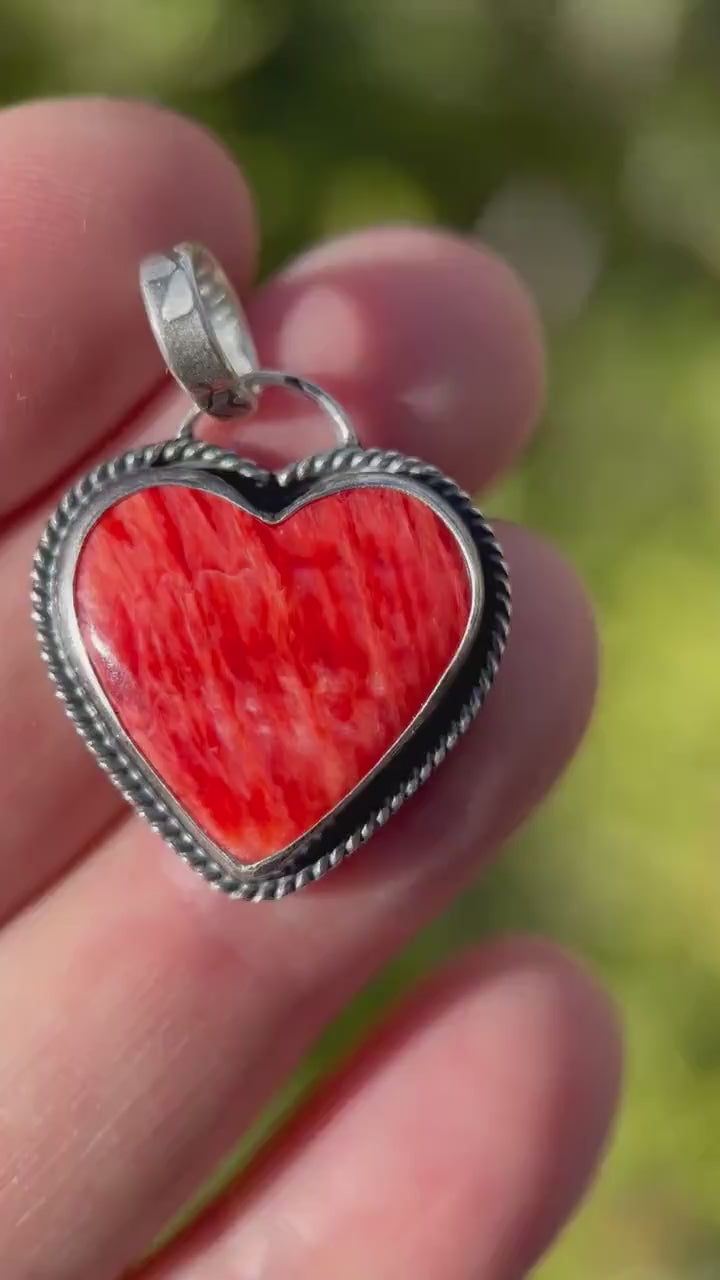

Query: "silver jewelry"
left=32, top=243, right=510, bottom=900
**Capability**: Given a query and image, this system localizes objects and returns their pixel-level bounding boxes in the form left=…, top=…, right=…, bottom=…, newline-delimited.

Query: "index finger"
left=0, top=97, right=256, bottom=518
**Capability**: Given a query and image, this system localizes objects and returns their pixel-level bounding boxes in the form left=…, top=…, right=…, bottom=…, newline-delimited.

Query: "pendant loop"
left=177, top=370, right=358, bottom=447
left=142, top=242, right=360, bottom=450
left=139, top=242, right=259, bottom=418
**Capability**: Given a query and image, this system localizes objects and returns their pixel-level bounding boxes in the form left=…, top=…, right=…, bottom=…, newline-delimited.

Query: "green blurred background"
left=5, top=1, right=719, bottom=1275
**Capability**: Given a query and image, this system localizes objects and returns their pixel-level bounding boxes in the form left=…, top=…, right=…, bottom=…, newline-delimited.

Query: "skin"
left=0, top=98, right=622, bottom=1280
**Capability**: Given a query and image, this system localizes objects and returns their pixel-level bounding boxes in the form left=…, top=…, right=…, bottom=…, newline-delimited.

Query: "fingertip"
left=143, top=935, right=621, bottom=1280
left=396, top=936, right=621, bottom=1277
left=456, top=935, right=623, bottom=1271
left=464, top=933, right=623, bottom=1104
left=0, top=96, right=257, bottom=513
left=248, top=224, right=545, bottom=488
left=4, top=97, right=258, bottom=287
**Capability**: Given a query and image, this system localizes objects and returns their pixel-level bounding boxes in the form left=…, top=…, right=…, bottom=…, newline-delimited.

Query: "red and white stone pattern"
left=74, top=484, right=471, bottom=865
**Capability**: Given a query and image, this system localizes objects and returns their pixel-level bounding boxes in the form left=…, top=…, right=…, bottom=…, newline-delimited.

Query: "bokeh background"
left=3, top=1, right=719, bottom=1275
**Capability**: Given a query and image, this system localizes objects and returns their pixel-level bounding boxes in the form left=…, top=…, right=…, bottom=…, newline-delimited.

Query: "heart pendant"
left=32, top=246, right=510, bottom=899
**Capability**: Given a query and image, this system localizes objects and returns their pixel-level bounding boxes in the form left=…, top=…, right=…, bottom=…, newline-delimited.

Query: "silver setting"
left=139, top=242, right=259, bottom=417
left=177, top=370, right=359, bottom=449
left=32, top=442, right=510, bottom=901
left=140, top=241, right=359, bottom=451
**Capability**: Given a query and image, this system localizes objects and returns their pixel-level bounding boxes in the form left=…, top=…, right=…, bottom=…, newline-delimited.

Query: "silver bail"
left=139, top=242, right=259, bottom=418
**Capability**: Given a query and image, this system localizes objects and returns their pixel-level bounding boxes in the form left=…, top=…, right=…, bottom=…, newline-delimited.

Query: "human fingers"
left=142, top=940, right=621, bottom=1280
left=0, top=530, right=597, bottom=1279
left=0, top=97, right=255, bottom=520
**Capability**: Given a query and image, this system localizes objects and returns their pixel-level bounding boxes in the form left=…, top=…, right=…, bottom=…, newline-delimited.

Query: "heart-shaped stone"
left=73, top=480, right=472, bottom=867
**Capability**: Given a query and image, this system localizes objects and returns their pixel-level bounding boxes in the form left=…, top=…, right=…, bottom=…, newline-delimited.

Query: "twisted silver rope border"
left=31, top=441, right=511, bottom=901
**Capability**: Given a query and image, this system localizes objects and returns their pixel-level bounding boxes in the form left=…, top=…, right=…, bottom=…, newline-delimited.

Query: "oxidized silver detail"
left=32, top=442, right=510, bottom=901
left=139, top=243, right=259, bottom=417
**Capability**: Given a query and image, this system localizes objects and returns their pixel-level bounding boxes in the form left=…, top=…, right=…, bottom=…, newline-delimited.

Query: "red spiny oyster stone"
left=74, top=484, right=471, bottom=864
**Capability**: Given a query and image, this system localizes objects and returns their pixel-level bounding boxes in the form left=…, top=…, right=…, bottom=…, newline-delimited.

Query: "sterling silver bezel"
left=32, top=440, right=511, bottom=901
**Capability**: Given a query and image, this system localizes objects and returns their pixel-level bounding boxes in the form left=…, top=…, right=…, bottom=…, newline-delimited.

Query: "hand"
left=0, top=99, right=621, bottom=1279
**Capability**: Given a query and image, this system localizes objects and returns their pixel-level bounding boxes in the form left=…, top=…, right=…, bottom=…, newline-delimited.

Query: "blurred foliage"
left=3, top=1, right=719, bottom=1275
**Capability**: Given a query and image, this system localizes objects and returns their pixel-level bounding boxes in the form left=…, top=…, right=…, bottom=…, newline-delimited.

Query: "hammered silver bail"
left=139, top=242, right=259, bottom=419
